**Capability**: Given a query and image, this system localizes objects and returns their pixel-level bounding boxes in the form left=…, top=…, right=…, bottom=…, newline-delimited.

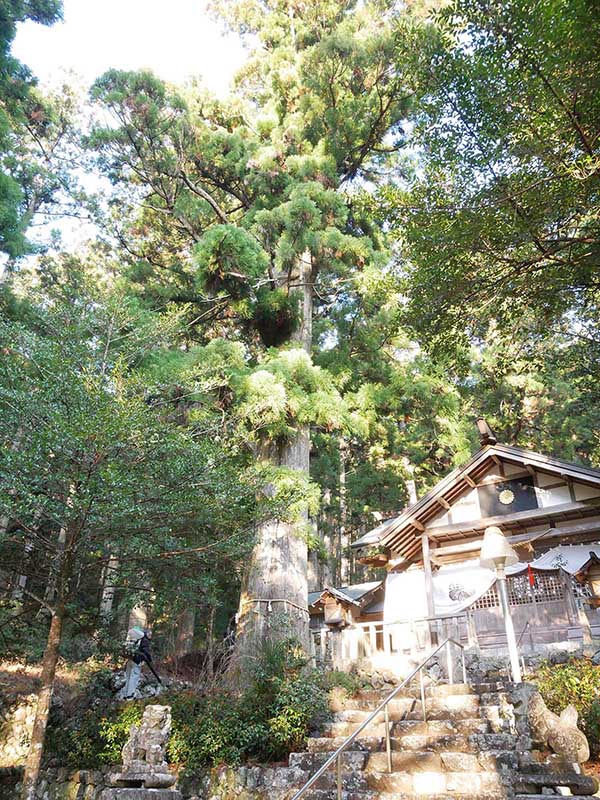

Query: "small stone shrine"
left=101, top=704, right=181, bottom=799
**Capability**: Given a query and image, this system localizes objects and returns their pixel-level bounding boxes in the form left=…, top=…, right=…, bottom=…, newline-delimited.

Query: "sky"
left=6, top=1, right=249, bottom=260
left=13, top=0, right=247, bottom=96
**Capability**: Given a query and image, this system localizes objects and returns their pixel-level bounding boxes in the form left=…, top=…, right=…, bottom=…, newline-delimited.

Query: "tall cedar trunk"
left=206, top=605, right=216, bottom=680
left=21, top=605, right=64, bottom=800
left=338, top=441, right=350, bottom=585
left=175, top=606, right=196, bottom=658
left=99, top=555, right=119, bottom=620
left=232, top=253, right=312, bottom=672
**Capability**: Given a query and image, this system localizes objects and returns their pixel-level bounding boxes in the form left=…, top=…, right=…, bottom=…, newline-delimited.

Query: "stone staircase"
left=285, top=680, right=598, bottom=800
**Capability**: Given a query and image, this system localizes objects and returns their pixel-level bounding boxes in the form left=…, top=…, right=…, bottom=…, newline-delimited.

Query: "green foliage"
left=0, top=600, right=49, bottom=661
left=47, top=696, right=144, bottom=768
left=46, top=640, right=348, bottom=770
left=194, top=224, right=269, bottom=298
left=251, top=287, right=300, bottom=347
left=0, top=0, right=63, bottom=256
left=0, top=272, right=267, bottom=664
left=533, top=657, right=600, bottom=758
left=320, top=669, right=364, bottom=695
left=391, top=0, right=600, bottom=346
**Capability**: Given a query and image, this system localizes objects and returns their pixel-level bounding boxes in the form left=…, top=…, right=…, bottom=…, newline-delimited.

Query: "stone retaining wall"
left=0, top=766, right=112, bottom=799
left=0, top=693, right=37, bottom=767
left=0, top=763, right=303, bottom=800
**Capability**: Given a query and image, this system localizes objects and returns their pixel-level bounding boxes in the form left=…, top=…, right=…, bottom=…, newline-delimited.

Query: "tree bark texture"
left=99, top=555, right=119, bottom=619
left=232, top=253, right=313, bottom=673
left=22, top=509, right=75, bottom=799
left=21, top=606, right=64, bottom=800
left=338, top=441, right=350, bottom=586
left=175, top=606, right=196, bottom=658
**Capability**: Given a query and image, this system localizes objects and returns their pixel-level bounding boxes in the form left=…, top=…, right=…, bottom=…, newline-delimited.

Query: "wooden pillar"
left=422, top=534, right=436, bottom=646
left=466, top=609, right=479, bottom=649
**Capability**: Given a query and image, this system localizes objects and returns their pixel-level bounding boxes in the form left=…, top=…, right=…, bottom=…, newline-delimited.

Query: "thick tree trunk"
left=99, top=555, right=119, bottom=620
left=205, top=605, right=216, bottom=680
left=338, top=441, right=350, bottom=585
left=21, top=605, right=64, bottom=800
left=175, top=606, right=196, bottom=658
left=23, top=510, right=77, bottom=799
left=12, top=511, right=39, bottom=600
left=43, top=525, right=66, bottom=604
left=231, top=253, right=313, bottom=674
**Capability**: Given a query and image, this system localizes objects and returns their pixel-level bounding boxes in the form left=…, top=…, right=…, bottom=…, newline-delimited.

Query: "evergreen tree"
left=0, top=0, right=64, bottom=257
left=87, top=0, right=422, bottom=667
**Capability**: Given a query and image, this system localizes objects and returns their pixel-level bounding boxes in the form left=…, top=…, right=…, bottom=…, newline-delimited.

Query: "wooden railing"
left=309, top=611, right=477, bottom=671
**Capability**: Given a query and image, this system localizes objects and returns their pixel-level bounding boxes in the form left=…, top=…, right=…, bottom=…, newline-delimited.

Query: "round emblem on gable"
left=499, top=489, right=515, bottom=505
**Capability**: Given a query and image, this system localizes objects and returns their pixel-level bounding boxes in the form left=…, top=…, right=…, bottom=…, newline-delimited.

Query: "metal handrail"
left=290, top=637, right=467, bottom=800
left=515, top=619, right=532, bottom=677
left=516, top=619, right=531, bottom=648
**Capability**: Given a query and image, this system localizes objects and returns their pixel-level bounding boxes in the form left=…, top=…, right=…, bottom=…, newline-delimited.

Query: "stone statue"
left=101, top=704, right=181, bottom=799
left=122, top=704, right=171, bottom=769
left=529, top=691, right=590, bottom=765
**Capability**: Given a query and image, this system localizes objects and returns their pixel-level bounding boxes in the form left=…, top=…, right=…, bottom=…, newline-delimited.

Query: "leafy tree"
left=382, top=0, right=600, bottom=352
left=0, top=0, right=64, bottom=257
left=0, top=282, right=268, bottom=797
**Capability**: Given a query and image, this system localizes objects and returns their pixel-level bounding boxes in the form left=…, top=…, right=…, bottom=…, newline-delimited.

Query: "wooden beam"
left=437, top=497, right=451, bottom=510
left=411, top=519, right=425, bottom=532
left=478, top=469, right=530, bottom=486
left=464, top=474, right=477, bottom=489
left=563, top=475, right=577, bottom=502
left=422, top=534, right=436, bottom=618
left=431, top=517, right=600, bottom=560
left=426, top=501, right=595, bottom=539
left=433, top=539, right=483, bottom=558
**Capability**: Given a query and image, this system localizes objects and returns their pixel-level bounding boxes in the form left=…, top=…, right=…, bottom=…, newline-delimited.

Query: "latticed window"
left=474, top=571, right=565, bottom=609
left=474, top=584, right=500, bottom=608
left=572, top=576, right=592, bottom=607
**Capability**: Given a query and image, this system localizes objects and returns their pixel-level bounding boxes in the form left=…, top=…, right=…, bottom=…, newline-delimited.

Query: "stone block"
left=100, top=791, right=181, bottom=800
left=412, top=770, right=446, bottom=794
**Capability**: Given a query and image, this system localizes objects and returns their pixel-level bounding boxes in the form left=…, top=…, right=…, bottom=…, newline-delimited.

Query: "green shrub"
left=46, top=700, right=144, bottom=768
left=321, top=669, right=364, bottom=695
left=533, top=656, right=600, bottom=758
left=46, top=638, right=335, bottom=770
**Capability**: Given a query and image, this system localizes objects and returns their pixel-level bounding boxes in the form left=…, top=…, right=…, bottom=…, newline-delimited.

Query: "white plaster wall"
left=575, top=484, right=600, bottom=501
left=536, top=484, right=572, bottom=508
left=448, top=487, right=480, bottom=523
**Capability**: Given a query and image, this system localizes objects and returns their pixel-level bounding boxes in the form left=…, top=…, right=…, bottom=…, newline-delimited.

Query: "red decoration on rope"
left=527, top=564, right=536, bottom=587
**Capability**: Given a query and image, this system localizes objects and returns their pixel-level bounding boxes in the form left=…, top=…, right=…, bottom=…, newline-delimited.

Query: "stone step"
left=310, top=768, right=508, bottom=795
left=514, top=796, right=595, bottom=800
left=319, top=716, right=492, bottom=741
left=301, top=793, right=509, bottom=800
left=351, top=681, right=508, bottom=700
left=307, top=730, right=517, bottom=754
left=343, top=683, right=510, bottom=706
left=348, top=684, right=476, bottom=704
left=301, top=792, right=512, bottom=800
left=513, top=767, right=598, bottom=795
left=292, top=748, right=518, bottom=774
left=331, top=695, right=482, bottom=722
